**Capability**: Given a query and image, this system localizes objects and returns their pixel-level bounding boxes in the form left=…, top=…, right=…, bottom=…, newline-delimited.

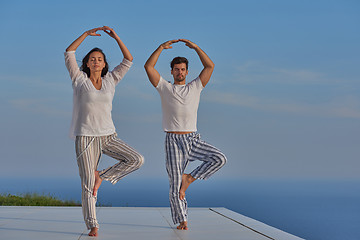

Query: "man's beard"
left=174, top=75, right=185, bottom=82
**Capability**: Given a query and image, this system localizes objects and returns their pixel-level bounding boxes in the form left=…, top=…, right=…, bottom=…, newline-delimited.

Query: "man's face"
left=171, top=63, right=188, bottom=84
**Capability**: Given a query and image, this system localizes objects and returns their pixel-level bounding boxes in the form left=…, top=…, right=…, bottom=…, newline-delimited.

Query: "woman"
left=65, top=26, right=144, bottom=237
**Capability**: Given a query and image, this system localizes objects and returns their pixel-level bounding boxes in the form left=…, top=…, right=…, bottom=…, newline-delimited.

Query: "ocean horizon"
left=2, top=177, right=359, bottom=240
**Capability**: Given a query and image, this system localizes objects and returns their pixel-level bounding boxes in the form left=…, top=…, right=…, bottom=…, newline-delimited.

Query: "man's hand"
left=160, top=39, right=180, bottom=49
left=179, top=39, right=198, bottom=50
left=145, top=40, right=180, bottom=87
left=179, top=39, right=214, bottom=87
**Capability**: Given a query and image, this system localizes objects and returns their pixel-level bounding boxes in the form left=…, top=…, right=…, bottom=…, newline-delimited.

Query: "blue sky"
left=0, top=0, right=359, bottom=181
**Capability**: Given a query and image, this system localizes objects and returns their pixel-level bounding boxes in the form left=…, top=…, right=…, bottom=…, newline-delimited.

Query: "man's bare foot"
left=88, top=227, right=98, bottom=236
left=179, top=174, right=196, bottom=200
left=177, top=221, right=188, bottom=230
left=93, top=171, right=103, bottom=197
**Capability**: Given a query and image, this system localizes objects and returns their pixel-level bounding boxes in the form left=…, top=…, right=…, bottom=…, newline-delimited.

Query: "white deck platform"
left=0, top=206, right=304, bottom=240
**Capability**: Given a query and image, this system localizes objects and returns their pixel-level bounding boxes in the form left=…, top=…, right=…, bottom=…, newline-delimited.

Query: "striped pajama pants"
left=75, top=133, right=144, bottom=229
left=165, top=132, right=227, bottom=224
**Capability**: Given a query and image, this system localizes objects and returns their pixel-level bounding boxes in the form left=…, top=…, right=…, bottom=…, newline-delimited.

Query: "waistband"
left=165, top=132, right=200, bottom=140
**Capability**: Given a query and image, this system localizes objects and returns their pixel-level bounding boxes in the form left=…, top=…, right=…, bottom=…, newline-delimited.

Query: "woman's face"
left=87, top=51, right=106, bottom=74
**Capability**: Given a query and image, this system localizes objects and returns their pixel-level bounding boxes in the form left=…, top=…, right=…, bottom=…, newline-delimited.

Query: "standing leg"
left=165, top=134, right=190, bottom=228
left=75, top=136, right=101, bottom=236
left=99, top=134, right=144, bottom=184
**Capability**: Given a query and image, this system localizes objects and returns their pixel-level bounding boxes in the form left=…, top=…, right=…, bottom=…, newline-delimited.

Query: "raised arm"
left=144, top=40, right=179, bottom=87
left=103, top=26, right=133, bottom=62
left=179, top=39, right=214, bottom=87
left=65, top=27, right=103, bottom=52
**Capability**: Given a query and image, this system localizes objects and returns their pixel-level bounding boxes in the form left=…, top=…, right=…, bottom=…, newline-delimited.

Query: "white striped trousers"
left=75, top=133, right=144, bottom=229
left=165, top=132, right=227, bottom=224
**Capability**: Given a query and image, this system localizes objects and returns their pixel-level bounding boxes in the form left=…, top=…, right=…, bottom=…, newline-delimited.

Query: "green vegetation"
left=0, top=193, right=81, bottom=206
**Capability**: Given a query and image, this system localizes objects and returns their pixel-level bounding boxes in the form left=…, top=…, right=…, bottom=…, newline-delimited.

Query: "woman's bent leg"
left=100, top=134, right=144, bottom=184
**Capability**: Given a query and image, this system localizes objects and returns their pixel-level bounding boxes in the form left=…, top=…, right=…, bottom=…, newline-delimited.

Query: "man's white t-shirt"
left=156, top=76, right=204, bottom=132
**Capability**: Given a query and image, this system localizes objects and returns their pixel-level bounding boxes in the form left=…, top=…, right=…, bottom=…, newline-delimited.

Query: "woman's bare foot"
left=93, top=171, right=103, bottom=197
left=177, top=221, right=188, bottom=230
left=179, top=174, right=196, bottom=200
left=88, top=227, right=98, bottom=236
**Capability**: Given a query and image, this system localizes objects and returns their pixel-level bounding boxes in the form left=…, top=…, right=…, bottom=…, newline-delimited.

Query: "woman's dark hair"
left=171, top=56, right=189, bottom=70
left=81, top=48, right=109, bottom=77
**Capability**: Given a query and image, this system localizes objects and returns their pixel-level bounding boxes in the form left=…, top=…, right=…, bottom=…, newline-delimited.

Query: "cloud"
left=116, top=84, right=157, bottom=102
left=203, top=91, right=360, bottom=119
left=206, top=61, right=360, bottom=118
left=233, top=61, right=343, bottom=85
left=0, top=74, right=70, bottom=93
left=113, top=112, right=161, bottom=124
left=9, top=98, right=71, bottom=118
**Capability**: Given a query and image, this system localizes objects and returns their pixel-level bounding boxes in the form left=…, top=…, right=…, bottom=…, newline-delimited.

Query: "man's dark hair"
left=81, top=47, right=109, bottom=77
left=170, top=56, right=189, bottom=70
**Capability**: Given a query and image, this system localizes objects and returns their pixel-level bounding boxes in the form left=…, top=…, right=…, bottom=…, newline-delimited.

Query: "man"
left=144, top=39, right=227, bottom=230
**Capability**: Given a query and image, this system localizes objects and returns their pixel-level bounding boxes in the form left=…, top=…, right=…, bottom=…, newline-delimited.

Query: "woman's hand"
left=66, top=27, right=103, bottom=52
left=102, top=26, right=119, bottom=39
left=85, top=27, right=104, bottom=37
left=101, top=26, right=132, bottom=61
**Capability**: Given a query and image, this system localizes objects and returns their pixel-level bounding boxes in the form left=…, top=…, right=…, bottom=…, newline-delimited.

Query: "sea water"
left=2, top=178, right=359, bottom=240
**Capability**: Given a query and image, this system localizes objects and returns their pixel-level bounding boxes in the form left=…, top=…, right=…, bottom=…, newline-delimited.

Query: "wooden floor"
left=0, top=206, right=304, bottom=240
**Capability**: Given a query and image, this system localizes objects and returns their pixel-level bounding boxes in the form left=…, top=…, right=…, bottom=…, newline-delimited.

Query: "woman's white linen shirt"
left=64, top=51, right=132, bottom=139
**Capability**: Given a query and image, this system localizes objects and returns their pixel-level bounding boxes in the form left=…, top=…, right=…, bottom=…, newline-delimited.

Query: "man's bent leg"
left=189, top=136, right=227, bottom=180
left=179, top=173, right=196, bottom=200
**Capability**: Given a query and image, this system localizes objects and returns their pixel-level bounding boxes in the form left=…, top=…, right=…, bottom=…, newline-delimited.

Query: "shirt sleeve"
left=64, top=51, right=82, bottom=83
left=189, top=77, right=204, bottom=91
left=110, top=58, right=133, bottom=85
left=155, top=76, right=170, bottom=93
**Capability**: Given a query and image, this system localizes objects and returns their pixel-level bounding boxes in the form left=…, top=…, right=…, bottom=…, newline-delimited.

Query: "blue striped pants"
left=75, top=133, right=144, bottom=229
left=165, top=132, right=227, bottom=224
